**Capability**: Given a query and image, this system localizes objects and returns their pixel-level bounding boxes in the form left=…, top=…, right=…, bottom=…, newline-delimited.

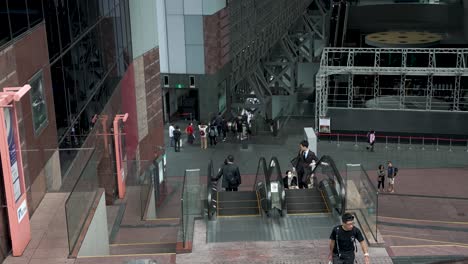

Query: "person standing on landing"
left=387, top=161, right=398, bottom=193
left=328, top=213, right=370, bottom=264
left=198, top=122, right=208, bottom=149
left=377, top=164, right=385, bottom=192
left=168, top=123, right=175, bottom=147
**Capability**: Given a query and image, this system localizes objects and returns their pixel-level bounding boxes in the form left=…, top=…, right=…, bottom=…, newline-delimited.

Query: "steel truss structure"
left=316, top=47, right=468, bottom=128
left=229, top=0, right=328, bottom=116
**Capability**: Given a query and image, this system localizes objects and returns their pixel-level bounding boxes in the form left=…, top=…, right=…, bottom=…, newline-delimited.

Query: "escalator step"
left=287, top=202, right=328, bottom=212
left=218, top=200, right=258, bottom=209
left=285, top=189, right=322, bottom=198
left=218, top=207, right=260, bottom=216
left=218, top=191, right=257, bottom=201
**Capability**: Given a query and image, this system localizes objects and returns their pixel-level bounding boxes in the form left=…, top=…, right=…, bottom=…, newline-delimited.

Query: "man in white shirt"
left=169, top=123, right=175, bottom=147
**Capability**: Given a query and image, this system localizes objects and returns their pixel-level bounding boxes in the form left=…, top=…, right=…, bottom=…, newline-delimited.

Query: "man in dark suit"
left=294, top=140, right=318, bottom=189
left=213, top=155, right=241, bottom=191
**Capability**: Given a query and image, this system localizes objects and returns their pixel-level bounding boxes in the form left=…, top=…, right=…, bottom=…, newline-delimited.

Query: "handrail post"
left=449, top=139, right=453, bottom=152
left=436, top=138, right=439, bottom=151
left=337, top=134, right=340, bottom=147
left=397, top=136, right=401, bottom=150
left=354, top=134, right=358, bottom=148
left=466, top=140, right=468, bottom=152
left=409, top=136, right=412, bottom=150
left=385, top=136, right=388, bottom=150
left=422, top=137, right=425, bottom=150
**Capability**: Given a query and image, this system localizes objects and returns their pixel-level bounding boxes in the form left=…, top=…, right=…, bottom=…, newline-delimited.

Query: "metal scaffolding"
left=229, top=0, right=328, bottom=116
left=316, top=47, right=468, bottom=128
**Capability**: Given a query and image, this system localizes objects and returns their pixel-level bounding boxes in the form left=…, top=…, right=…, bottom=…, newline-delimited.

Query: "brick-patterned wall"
left=0, top=23, right=58, bottom=215
left=204, top=8, right=230, bottom=75
left=137, top=48, right=164, bottom=162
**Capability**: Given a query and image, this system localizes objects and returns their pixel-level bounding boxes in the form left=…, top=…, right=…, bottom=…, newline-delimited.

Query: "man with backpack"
left=208, top=123, right=218, bottom=146
left=328, top=213, right=370, bottom=264
left=387, top=161, right=398, bottom=193
left=213, top=155, right=241, bottom=191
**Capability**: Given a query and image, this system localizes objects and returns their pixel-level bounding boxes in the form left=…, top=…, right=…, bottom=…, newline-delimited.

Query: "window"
left=26, top=0, right=44, bottom=28
left=30, top=71, right=48, bottom=135
left=8, top=0, right=29, bottom=37
left=0, top=1, right=12, bottom=45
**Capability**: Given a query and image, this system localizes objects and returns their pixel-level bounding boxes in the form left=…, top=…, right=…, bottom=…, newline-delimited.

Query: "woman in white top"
left=198, top=123, right=208, bottom=149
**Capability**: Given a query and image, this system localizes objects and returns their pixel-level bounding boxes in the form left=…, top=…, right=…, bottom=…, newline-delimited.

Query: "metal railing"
left=320, top=132, right=468, bottom=151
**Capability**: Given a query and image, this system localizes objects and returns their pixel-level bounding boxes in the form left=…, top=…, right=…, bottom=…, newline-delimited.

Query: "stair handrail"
left=311, top=155, right=346, bottom=215
left=268, top=157, right=287, bottom=214
left=253, top=157, right=270, bottom=214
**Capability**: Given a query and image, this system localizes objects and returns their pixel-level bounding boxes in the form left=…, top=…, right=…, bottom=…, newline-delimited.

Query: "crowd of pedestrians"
left=168, top=112, right=253, bottom=152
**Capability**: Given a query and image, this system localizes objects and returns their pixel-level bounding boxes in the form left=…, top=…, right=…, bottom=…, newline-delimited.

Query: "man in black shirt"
left=328, top=213, right=370, bottom=264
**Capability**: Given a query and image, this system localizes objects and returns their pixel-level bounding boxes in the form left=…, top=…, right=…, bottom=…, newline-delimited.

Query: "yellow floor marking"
left=385, top=234, right=468, bottom=247
left=380, top=216, right=468, bottom=225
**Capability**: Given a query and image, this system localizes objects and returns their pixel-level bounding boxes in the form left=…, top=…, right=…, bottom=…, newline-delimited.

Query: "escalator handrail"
left=207, top=159, right=219, bottom=220
left=311, top=155, right=346, bottom=215
left=253, top=157, right=269, bottom=191
left=253, top=157, right=270, bottom=213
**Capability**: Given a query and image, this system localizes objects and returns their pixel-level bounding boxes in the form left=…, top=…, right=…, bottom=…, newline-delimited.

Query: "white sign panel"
left=319, top=117, right=331, bottom=133
left=17, top=200, right=28, bottom=223
left=270, top=182, right=279, bottom=193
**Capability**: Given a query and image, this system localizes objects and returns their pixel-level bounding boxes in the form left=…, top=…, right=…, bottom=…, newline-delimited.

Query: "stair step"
left=109, top=242, right=176, bottom=255
left=218, top=207, right=260, bottom=216
left=285, top=189, right=322, bottom=197
left=218, top=191, right=257, bottom=201
left=218, top=200, right=258, bottom=209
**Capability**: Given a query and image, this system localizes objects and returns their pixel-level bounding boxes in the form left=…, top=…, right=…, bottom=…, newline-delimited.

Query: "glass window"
left=29, top=71, right=48, bottom=135
left=8, top=0, right=29, bottom=37
left=57, top=0, right=71, bottom=50
left=51, top=59, right=69, bottom=139
left=26, top=0, right=44, bottom=28
left=67, top=0, right=81, bottom=40
left=0, top=1, right=12, bottom=45
left=44, top=0, right=61, bottom=60
left=77, top=0, right=89, bottom=33
left=86, top=0, right=99, bottom=27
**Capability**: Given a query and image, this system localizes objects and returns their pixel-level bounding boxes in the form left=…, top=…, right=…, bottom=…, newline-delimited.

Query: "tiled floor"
left=4, top=193, right=74, bottom=264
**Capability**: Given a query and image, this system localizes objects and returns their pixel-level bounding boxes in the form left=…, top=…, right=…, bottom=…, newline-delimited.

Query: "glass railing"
left=122, top=160, right=157, bottom=220
left=345, top=164, right=379, bottom=243
left=268, top=157, right=286, bottom=216
left=65, top=148, right=99, bottom=255
left=254, top=157, right=270, bottom=215
left=180, top=168, right=202, bottom=248
left=312, top=155, right=346, bottom=216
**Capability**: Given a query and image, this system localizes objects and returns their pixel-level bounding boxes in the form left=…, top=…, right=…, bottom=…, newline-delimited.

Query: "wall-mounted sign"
left=319, top=117, right=331, bottom=133
left=17, top=200, right=28, bottom=223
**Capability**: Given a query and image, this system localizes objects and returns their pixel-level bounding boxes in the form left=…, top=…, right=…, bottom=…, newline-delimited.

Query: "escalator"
left=207, top=155, right=345, bottom=219
left=285, top=155, right=345, bottom=215
left=217, top=191, right=260, bottom=217
left=285, top=188, right=329, bottom=214
left=207, top=158, right=268, bottom=219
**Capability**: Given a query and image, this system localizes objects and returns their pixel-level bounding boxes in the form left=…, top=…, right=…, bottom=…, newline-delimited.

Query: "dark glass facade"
left=43, top=0, right=132, bottom=174
left=0, top=0, right=45, bottom=46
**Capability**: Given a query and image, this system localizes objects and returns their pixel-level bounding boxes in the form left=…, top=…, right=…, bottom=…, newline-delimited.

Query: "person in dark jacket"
left=294, top=140, right=319, bottom=189
left=213, top=155, right=241, bottom=191
left=283, top=170, right=298, bottom=189
left=173, top=125, right=182, bottom=152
